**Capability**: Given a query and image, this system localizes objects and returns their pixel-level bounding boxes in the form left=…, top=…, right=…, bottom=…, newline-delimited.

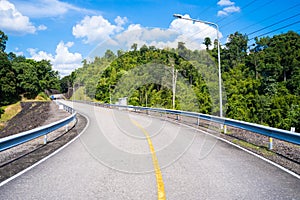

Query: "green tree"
left=131, top=43, right=138, bottom=51
left=12, top=60, right=39, bottom=98
left=224, top=32, right=248, bottom=68
left=203, top=37, right=212, bottom=50
left=60, top=72, right=76, bottom=93
left=104, top=49, right=116, bottom=61
left=0, top=31, right=17, bottom=107
left=0, top=52, right=17, bottom=105
left=0, top=29, right=61, bottom=118
left=73, top=31, right=300, bottom=131
left=0, top=30, right=8, bottom=53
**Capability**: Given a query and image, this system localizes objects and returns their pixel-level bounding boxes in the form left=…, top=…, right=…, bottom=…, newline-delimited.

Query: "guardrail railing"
left=0, top=102, right=77, bottom=152
left=73, top=100, right=300, bottom=147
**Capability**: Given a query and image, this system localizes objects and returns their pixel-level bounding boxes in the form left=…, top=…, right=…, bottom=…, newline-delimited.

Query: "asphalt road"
left=0, top=101, right=299, bottom=199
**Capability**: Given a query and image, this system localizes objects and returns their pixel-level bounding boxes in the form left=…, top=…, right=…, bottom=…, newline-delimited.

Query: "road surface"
left=0, top=101, right=299, bottom=199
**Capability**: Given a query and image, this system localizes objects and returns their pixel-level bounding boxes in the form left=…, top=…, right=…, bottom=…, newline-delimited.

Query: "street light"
left=173, top=14, right=223, bottom=118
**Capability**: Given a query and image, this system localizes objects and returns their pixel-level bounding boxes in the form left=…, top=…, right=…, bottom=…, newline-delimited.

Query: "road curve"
left=0, top=101, right=299, bottom=199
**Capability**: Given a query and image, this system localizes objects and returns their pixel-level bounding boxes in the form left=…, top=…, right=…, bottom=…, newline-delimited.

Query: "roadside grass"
left=232, top=139, right=275, bottom=157
left=205, top=125, right=232, bottom=134
left=0, top=102, right=22, bottom=130
left=35, top=92, right=50, bottom=101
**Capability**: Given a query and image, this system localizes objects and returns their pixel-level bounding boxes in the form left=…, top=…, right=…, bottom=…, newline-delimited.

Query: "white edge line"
left=108, top=107, right=300, bottom=179
left=174, top=121, right=300, bottom=180
left=0, top=111, right=90, bottom=187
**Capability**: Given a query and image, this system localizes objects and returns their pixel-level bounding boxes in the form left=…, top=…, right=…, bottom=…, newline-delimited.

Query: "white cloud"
left=169, top=16, right=222, bottom=50
left=217, top=0, right=234, bottom=6
left=54, top=41, right=82, bottom=64
left=0, top=0, right=46, bottom=34
left=28, top=48, right=53, bottom=61
left=72, top=15, right=127, bottom=44
left=218, top=6, right=240, bottom=16
left=88, top=14, right=223, bottom=58
left=217, top=0, right=240, bottom=17
left=10, top=0, right=96, bottom=18
left=28, top=41, right=82, bottom=76
left=224, top=6, right=240, bottom=13
left=37, top=24, right=47, bottom=31
left=217, top=10, right=228, bottom=16
left=115, top=16, right=128, bottom=27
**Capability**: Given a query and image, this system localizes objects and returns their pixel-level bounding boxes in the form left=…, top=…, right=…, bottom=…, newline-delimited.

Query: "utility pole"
left=145, top=90, right=148, bottom=107
left=109, top=84, right=116, bottom=104
left=172, top=64, right=178, bottom=110
left=109, top=85, right=112, bottom=105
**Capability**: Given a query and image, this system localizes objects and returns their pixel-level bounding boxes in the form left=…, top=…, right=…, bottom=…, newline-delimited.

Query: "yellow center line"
left=131, top=119, right=166, bottom=200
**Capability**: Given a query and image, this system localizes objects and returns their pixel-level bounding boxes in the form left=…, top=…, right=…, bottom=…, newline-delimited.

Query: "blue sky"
left=1, top=0, right=300, bottom=76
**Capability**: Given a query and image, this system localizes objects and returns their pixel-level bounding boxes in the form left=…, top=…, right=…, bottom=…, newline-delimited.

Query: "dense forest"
left=1, top=28, right=299, bottom=131
left=64, top=31, right=300, bottom=131
left=0, top=30, right=60, bottom=117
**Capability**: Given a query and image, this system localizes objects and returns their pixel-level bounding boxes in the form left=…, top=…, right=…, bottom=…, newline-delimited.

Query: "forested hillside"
left=66, top=31, right=300, bottom=131
left=0, top=30, right=60, bottom=117
left=219, top=31, right=300, bottom=131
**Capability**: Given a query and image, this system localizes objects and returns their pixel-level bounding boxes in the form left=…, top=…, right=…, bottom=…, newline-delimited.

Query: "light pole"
left=173, top=14, right=223, bottom=118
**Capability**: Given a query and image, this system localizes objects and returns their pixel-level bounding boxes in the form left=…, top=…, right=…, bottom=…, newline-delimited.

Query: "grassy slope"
left=0, top=102, right=22, bottom=130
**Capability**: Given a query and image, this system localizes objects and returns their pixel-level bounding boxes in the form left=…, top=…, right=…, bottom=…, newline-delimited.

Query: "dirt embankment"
left=0, top=101, right=87, bottom=183
left=0, top=102, right=50, bottom=138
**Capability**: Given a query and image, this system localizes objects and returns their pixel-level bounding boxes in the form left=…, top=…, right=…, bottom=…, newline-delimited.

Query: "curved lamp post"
left=173, top=14, right=223, bottom=118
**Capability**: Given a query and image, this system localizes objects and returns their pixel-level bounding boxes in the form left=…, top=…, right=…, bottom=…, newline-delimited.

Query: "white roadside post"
left=269, top=137, right=273, bottom=150
left=43, top=135, right=47, bottom=145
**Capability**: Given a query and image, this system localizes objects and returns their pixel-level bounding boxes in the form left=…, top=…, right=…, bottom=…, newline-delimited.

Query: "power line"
left=174, top=1, right=300, bottom=48
left=249, top=20, right=300, bottom=40
left=180, top=0, right=260, bottom=43
left=247, top=13, right=300, bottom=36
left=216, top=0, right=258, bottom=24
left=239, top=2, right=300, bottom=32
left=196, top=1, right=217, bottom=16
left=219, top=0, right=274, bottom=29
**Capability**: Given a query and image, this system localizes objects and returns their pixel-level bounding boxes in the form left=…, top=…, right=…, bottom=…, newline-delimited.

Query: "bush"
left=0, top=107, right=4, bottom=118
left=36, top=92, right=49, bottom=101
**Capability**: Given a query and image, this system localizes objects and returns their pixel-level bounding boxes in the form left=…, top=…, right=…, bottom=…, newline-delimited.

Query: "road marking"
left=131, top=119, right=166, bottom=200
